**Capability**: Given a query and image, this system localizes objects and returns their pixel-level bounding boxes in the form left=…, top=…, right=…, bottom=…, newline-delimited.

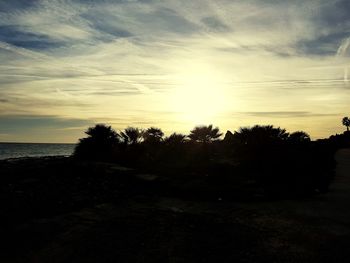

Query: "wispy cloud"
left=0, top=0, right=349, bottom=141
left=240, top=111, right=339, bottom=118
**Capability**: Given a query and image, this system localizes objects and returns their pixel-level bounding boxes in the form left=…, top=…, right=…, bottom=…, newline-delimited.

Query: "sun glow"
left=170, top=68, right=228, bottom=124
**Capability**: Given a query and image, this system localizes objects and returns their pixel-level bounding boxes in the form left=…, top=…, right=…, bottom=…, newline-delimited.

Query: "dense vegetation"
left=74, top=122, right=350, bottom=197
left=1, top=120, right=349, bottom=262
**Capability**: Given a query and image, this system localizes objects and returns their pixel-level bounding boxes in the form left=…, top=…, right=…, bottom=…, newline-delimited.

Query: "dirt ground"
left=3, top=149, right=350, bottom=263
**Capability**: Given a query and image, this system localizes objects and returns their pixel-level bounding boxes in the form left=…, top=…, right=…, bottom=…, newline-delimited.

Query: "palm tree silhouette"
left=343, top=117, right=350, bottom=131
left=121, top=127, right=143, bottom=145
left=143, top=127, right=164, bottom=143
left=85, top=124, right=120, bottom=143
left=188, top=125, right=222, bottom=143
left=74, top=124, right=120, bottom=160
left=234, top=125, right=289, bottom=145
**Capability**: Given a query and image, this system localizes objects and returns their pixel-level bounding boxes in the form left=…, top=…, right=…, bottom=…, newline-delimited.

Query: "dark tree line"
left=343, top=117, right=350, bottom=132
left=74, top=124, right=223, bottom=161
left=75, top=124, right=314, bottom=162
left=74, top=121, right=349, bottom=197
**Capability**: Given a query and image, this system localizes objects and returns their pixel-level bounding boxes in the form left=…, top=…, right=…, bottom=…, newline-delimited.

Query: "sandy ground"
left=3, top=149, right=350, bottom=263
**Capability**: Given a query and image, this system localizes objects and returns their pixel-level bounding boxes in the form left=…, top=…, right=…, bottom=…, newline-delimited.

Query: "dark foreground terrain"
left=1, top=149, right=350, bottom=263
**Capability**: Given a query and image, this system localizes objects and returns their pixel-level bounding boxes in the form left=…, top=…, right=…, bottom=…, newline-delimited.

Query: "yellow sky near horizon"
left=0, top=0, right=350, bottom=143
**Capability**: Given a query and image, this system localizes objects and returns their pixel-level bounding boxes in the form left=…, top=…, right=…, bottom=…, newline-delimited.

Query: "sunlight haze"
left=0, top=0, right=349, bottom=142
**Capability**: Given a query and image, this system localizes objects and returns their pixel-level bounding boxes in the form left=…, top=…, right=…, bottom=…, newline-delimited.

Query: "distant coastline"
left=0, top=142, right=75, bottom=144
left=0, top=142, right=76, bottom=160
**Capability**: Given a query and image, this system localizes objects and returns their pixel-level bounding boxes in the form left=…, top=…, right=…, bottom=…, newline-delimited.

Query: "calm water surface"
left=0, top=143, right=76, bottom=160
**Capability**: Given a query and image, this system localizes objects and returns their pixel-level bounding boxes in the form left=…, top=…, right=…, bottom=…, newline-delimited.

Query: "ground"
left=1, top=149, right=350, bottom=262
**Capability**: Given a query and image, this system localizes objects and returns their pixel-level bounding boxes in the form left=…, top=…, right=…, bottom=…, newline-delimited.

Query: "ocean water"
left=0, top=143, right=76, bottom=160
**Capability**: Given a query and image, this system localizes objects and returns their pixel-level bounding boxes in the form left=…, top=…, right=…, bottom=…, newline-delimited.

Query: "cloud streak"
left=0, top=0, right=349, bottom=141
left=240, top=111, right=339, bottom=118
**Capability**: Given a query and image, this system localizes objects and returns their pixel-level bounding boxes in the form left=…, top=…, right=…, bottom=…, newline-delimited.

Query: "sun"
left=170, top=68, right=228, bottom=124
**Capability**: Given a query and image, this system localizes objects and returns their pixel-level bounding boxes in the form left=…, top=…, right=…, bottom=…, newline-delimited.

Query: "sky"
left=0, top=0, right=350, bottom=143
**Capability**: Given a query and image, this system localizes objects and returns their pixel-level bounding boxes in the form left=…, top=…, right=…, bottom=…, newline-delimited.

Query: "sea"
left=0, top=142, right=76, bottom=160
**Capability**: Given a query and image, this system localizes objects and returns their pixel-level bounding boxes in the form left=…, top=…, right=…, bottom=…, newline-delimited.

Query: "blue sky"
left=0, top=0, right=349, bottom=142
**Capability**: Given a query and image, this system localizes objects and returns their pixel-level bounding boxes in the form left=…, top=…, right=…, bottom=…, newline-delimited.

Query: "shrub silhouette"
left=165, top=133, right=187, bottom=145
left=188, top=124, right=222, bottom=143
left=234, top=125, right=289, bottom=146
left=74, top=124, right=120, bottom=161
left=164, top=132, right=187, bottom=152
left=227, top=125, right=327, bottom=196
left=163, top=132, right=187, bottom=153
left=223, top=130, right=235, bottom=142
left=228, top=125, right=289, bottom=163
left=288, top=131, right=311, bottom=143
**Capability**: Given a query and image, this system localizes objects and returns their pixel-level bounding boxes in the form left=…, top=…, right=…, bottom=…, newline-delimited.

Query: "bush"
left=74, top=124, right=120, bottom=161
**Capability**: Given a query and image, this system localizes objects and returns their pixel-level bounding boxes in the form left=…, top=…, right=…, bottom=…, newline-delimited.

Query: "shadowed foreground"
left=1, top=149, right=350, bottom=263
